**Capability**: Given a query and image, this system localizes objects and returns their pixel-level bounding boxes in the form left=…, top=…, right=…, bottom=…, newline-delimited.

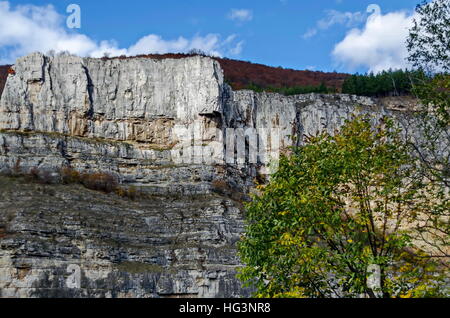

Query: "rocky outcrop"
left=0, top=53, right=223, bottom=141
left=0, top=176, right=249, bottom=298
left=0, top=53, right=396, bottom=190
left=0, top=53, right=429, bottom=298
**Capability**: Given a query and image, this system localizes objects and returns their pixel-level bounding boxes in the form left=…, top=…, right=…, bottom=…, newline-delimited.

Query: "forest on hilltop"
left=108, top=53, right=350, bottom=93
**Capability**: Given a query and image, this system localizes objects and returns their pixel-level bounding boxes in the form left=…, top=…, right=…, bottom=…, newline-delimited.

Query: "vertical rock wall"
left=0, top=53, right=425, bottom=298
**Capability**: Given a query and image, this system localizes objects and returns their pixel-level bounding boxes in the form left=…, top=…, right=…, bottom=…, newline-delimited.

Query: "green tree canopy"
left=238, top=116, right=448, bottom=298
left=341, top=69, right=427, bottom=97
left=407, top=0, right=450, bottom=73
left=406, top=0, right=450, bottom=125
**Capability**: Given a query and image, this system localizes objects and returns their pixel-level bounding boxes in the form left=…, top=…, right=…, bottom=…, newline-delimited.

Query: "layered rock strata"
left=0, top=53, right=433, bottom=298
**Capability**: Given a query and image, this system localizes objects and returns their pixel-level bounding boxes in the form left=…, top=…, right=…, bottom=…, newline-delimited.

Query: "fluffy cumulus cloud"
left=127, top=33, right=243, bottom=57
left=332, top=8, right=416, bottom=73
left=0, top=1, right=243, bottom=64
left=0, top=1, right=125, bottom=63
left=228, top=9, right=253, bottom=23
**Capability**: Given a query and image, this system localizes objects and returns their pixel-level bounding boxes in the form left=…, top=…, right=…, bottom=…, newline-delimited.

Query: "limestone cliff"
left=0, top=53, right=428, bottom=298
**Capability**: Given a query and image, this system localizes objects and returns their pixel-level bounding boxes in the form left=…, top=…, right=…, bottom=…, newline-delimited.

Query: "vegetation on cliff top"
left=341, top=69, right=428, bottom=97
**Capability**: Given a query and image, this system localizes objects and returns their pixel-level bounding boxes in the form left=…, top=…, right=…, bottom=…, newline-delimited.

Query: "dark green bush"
left=244, top=82, right=335, bottom=95
left=341, top=69, right=428, bottom=97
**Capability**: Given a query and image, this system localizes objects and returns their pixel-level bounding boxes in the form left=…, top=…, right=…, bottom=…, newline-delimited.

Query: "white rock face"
left=1, top=53, right=426, bottom=192
left=0, top=53, right=224, bottom=144
left=0, top=52, right=395, bottom=179
left=225, top=90, right=381, bottom=149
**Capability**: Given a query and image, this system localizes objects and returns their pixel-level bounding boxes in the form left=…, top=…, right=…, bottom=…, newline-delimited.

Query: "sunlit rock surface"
left=0, top=53, right=433, bottom=298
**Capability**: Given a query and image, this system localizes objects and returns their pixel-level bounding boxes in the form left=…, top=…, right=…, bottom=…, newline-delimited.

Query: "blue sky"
left=1, top=0, right=421, bottom=73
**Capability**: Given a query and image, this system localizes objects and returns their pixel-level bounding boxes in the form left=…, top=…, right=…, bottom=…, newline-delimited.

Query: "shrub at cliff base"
left=61, top=167, right=118, bottom=193
left=60, top=167, right=140, bottom=199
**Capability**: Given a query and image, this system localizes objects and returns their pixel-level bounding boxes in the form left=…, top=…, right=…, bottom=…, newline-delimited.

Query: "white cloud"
left=0, top=1, right=243, bottom=64
left=128, top=33, right=243, bottom=58
left=302, top=28, right=318, bottom=39
left=0, top=1, right=115, bottom=63
left=229, top=40, right=244, bottom=55
left=228, top=9, right=253, bottom=23
left=318, top=10, right=365, bottom=29
left=303, top=9, right=366, bottom=39
left=332, top=9, right=415, bottom=73
left=129, top=34, right=203, bottom=56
